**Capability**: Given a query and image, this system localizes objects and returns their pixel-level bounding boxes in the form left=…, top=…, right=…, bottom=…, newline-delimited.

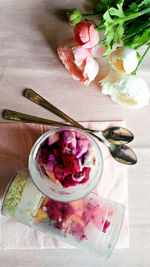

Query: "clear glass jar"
left=1, top=168, right=124, bottom=261
left=28, top=127, right=103, bottom=202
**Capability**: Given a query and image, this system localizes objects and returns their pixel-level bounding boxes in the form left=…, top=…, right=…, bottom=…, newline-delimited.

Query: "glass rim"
left=28, top=126, right=103, bottom=202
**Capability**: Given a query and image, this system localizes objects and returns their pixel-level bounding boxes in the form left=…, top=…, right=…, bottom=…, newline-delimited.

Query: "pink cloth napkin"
left=0, top=121, right=129, bottom=249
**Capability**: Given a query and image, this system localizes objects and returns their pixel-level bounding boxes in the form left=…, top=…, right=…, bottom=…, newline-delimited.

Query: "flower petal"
left=58, top=39, right=99, bottom=85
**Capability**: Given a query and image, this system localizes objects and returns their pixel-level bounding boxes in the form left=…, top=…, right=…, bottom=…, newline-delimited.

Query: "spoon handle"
left=22, top=88, right=137, bottom=165
left=2, top=109, right=97, bottom=133
left=23, top=88, right=106, bottom=145
left=2, top=109, right=72, bottom=127
left=23, top=89, right=84, bottom=129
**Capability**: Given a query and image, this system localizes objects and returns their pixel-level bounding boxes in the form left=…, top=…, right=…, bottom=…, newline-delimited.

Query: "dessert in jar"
left=29, top=127, right=103, bottom=202
left=1, top=168, right=124, bottom=260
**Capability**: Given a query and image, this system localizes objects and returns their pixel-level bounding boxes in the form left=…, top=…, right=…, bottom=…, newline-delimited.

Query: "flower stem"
left=97, top=7, right=150, bottom=31
left=132, top=45, right=150, bottom=75
left=113, top=7, right=150, bottom=25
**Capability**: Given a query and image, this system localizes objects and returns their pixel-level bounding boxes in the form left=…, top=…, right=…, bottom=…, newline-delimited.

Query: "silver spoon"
left=23, top=89, right=133, bottom=145
left=2, top=109, right=104, bottom=132
left=23, top=88, right=137, bottom=165
left=2, top=109, right=133, bottom=145
left=2, top=109, right=82, bottom=128
left=2, top=109, right=137, bottom=165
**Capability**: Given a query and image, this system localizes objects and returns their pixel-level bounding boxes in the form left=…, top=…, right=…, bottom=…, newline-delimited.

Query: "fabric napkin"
left=0, top=121, right=129, bottom=249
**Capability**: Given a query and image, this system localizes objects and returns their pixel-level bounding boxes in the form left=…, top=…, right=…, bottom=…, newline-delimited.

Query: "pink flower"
left=74, top=21, right=99, bottom=49
left=57, top=38, right=99, bottom=85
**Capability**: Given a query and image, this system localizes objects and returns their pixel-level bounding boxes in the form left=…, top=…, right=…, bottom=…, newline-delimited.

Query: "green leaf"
left=115, top=23, right=124, bottom=43
left=125, top=27, right=150, bottom=49
left=110, top=38, right=115, bottom=48
left=108, top=0, right=124, bottom=17
left=134, top=28, right=150, bottom=47
left=129, top=2, right=138, bottom=11
left=104, top=23, right=114, bottom=41
left=136, top=52, right=142, bottom=60
left=117, top=0, right=124, bottom=8
left=138, top=0, right=150, bottom=8
left=103, top=10, right=114, bottom=23
left=102, top=40, right=111, bottom=56
left=109, top=7, right=121, bottom=17
left=116, top=0, right=124, bottom=16
left=124, top=18, right=150, bottom=40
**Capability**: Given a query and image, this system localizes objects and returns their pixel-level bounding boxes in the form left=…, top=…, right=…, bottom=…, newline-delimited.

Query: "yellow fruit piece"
left=43, top=166, right=59, bottom=185
left=70, top=199, right=83, bottom=216
left=41, top=197, right=50, bottom=207
left=34, top=208, right=48, bottom=222
left=70, top=214, right=83, bottom=225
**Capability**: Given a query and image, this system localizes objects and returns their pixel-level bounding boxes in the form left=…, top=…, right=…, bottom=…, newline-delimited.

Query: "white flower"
left=101, top=71, right=150, bottom=109
left=110, top=46, right=138, bottom=74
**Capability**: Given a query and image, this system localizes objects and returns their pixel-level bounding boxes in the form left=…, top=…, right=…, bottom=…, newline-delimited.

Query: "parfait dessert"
left=1, top=168, right=124, bottom=260
left=37, top=129, right=93, bottom=187
left=29, top=127, right=103, bottom=202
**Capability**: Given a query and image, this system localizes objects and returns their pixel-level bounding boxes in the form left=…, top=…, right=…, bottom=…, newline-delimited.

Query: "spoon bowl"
left=109, top=144, right=137, bottom=165
left=100, top=126, right=134, bottom=145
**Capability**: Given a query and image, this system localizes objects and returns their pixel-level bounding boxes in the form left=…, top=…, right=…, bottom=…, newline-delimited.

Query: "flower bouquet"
left=57, top=0, right=150, bottom=109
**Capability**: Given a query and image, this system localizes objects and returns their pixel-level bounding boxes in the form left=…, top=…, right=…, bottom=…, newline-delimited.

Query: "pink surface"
left=0, top=121, right=128, bottom=249
left=0, top=0, right=149, bottom=265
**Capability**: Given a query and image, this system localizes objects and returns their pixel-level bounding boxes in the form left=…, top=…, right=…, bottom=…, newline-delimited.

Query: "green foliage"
left=69, top=0, right=150, bottom=72
left=115, top=23, right=124, bottom=43
left=94, top=0, right=150, bottom=54
left=102, top=40, right=111, bottom=56
left=139, top=0, right=150, bottom=8
left=129, top=3, right=138, bottom=11
left=124, top=19, right=150, bottom=48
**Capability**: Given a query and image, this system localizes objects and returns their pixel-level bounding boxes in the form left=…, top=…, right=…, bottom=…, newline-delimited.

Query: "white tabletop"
left=0, top=0, right=150, bottom=266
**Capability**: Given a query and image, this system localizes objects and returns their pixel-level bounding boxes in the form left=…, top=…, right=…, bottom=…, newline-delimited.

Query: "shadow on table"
left=31, top=0, right=111, bottom=92
left=34, top=1, right=73, bottom=55
left=34, top=0, right=100, bottom=55
left=94, top=56, right=111, bottom=90
left=83, top=0, right=99, bottom=11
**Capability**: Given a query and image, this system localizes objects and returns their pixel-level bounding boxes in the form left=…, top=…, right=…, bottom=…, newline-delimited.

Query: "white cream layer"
left=14, top=180, right=43, bottom=225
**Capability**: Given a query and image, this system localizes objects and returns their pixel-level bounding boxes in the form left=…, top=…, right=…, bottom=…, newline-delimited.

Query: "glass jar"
left=1, top=168, right=124, bottom=261
left=29, top=127, right=103, bottom=202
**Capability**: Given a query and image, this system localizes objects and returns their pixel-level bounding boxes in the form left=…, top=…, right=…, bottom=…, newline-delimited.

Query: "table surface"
left=0, top=0, right=150, bottom=266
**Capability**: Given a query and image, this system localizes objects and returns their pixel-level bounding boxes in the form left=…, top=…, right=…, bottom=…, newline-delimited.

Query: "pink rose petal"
left=57, top=38, right=99, bottom=85
left=74, top=21, right=99, bottom=49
